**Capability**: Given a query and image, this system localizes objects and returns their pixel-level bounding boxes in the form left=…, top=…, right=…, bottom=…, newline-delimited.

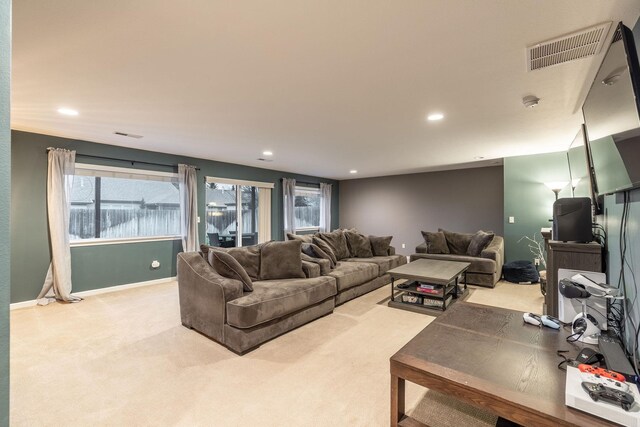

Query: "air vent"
left=114, top=131, right=143, bottom=139
left=527, top=22, right=612, bottom=71
left=257, top=158, right=273, bottom=162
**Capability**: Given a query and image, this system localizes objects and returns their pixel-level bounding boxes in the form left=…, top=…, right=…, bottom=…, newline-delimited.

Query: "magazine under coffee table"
left=387, top=259, right=471, bottom=314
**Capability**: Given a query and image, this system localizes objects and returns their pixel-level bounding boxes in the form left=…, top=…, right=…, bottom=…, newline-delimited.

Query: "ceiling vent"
left=114, top=131, right=143, bottom=139
left=527, top=22, right=612, bottom=71
left=257, top=158, right=273, bottom=162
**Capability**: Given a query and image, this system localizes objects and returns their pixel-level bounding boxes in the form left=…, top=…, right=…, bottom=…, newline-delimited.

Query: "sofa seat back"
left=327, top=261, right=378, bottom=292
left=341, top=254, right=407, bottom=276
left=410, top=253, right=495, bottom=274
left=226, top=276, right=337, bottom=329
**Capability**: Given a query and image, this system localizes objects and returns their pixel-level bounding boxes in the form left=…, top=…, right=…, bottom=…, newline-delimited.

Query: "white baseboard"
left=10, top=276, right=177, bottom=310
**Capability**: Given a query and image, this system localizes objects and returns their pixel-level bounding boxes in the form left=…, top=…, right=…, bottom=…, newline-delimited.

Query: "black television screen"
left=582, top=22, right=640, bottom=195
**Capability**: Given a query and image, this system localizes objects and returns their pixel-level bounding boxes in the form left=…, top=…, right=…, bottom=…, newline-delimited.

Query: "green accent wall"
left=503, top=152, right=571, bottom=263
left=11, top=130, right=339, bottom=303
left=0, top=0, right=10, bottom=424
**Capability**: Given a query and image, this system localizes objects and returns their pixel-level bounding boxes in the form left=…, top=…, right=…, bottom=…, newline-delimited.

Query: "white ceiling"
left=11, top=1, right=640, bottom=179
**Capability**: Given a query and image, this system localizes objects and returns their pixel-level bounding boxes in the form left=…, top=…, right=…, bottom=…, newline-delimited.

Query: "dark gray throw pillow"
left=301, top=243, right=336, bottom=268
left=208, top=249, right=253, bottom=292
left=316, top=230, right=350, bottom=260
left=226, top=245, right=261, bottom=280
left=369, top=235, right=392, bottom=256
left=260, top=240, right=305, bottom=280
left=466, top=231, right=495, bottom=257
left=286, top=232, right=314, bottom=243
left=345, top=231, right=373, bottom=258
left=439, top=229, right=473, bottom=255
left=421, top=231, right=450, bottom=254
left=312, top=237, right=338, bottom=265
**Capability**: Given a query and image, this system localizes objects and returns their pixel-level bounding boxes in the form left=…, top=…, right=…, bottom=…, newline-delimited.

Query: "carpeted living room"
left=3, top=2, right=640, bottom=427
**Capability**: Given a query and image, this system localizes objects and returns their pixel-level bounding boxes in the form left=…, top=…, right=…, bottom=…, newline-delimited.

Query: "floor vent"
left=527, top=22, right=612, bottom=71
left=114, top=131, right=143, bottom=139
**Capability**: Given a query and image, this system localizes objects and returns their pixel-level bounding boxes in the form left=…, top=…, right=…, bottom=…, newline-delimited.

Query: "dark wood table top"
left=387, top=259, right=470, bottom=285
left=390, top=302, right=615, bottom=426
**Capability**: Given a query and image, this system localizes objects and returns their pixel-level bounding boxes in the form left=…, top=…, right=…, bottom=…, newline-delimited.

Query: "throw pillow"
left=466, top=230, right=495, bottom=257
left=439, top=229, right=473, bottom=255
left=312, top=237, right=338, bottom=265
left=286, top=232, right=314, bottom=243
left=345, top=231, right=373, bottom=258
left=302, top=243, right=336, bottom=268
left=226, top=245, right=261, bottom=280
left=369, top=235, right=393, bottom=256
left=260, top=240, right=305, bottom=280
left=301, top=253, right=330, bottom=275
left=316, top=230, right=350, bottom=260
left=421, top=231, right=450, bottom=254
left=208, top=249, right=253, bottom=292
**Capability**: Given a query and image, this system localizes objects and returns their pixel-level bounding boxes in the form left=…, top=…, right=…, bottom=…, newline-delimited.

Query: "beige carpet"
left=10, top=280, right=543, bottom=426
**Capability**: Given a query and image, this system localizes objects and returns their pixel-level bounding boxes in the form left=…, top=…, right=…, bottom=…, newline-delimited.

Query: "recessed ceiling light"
left=349, top=170, right=358, bottom=174
left=57, top=107, right=79, bottom=116
left=427, top=113, right=444, bottom=121
left=262, top=150, right=273, bottom=156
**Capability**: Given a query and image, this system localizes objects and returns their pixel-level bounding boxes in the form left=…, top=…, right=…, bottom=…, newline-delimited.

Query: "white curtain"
left=283, top=178, right=296, bottom=235
left=258, top=187, right=272, bottom=243
left=38, top=148, right=82, bottom=304
left=179, top=164, right=199, bottom=252
left=320, top=183, right=332, bottom=233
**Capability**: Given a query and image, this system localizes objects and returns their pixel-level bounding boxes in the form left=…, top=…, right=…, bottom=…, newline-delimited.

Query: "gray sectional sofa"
left=177, top=232, right=406, bottom=354
left=410, top=230, right=504, bottom=288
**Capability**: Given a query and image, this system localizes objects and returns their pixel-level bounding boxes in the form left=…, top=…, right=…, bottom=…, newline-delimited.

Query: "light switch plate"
left=508, top=216, right=515, bottom=224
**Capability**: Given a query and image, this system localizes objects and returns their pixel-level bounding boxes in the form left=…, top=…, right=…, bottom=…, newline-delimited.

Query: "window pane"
left=205, top=183, right=238, bottom=247
left=294, top=187, right=320, bottom=229
left=240, top=185, right=259, bottom=246
left=69, top=175, right=180, bottom=240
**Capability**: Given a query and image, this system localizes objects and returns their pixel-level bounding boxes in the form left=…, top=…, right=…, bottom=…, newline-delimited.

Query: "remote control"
left=523, top=312, right=542, bottom=327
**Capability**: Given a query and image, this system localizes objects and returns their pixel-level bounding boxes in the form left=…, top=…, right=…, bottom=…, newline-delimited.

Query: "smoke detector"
left=522, top=96, right=540, bottom=108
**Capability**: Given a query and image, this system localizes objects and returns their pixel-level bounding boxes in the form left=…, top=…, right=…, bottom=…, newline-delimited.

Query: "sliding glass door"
left=205, top=180, right=268, bottom=247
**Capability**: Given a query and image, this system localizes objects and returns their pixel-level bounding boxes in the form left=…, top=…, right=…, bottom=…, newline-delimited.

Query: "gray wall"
left=0, top=0, right=9, bottom=424
left=339, top=166, right=504, bottom=256
left=11, top=131, right=339, bottom=303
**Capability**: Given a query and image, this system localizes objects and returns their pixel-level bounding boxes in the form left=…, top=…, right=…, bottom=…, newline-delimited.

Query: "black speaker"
left=552, top=197, right=592, bottom=242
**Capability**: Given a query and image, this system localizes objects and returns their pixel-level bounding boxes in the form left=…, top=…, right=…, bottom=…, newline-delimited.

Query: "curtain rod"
left=72, top=153, right=200, bottom=171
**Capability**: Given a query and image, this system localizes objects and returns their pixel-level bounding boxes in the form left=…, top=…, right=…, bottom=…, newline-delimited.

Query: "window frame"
left=293, top=185, right=321, bottom=232
left=69, top=163, right=182, bottom=246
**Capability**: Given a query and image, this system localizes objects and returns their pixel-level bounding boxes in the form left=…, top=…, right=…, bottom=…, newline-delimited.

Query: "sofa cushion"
left=226, top=276, right=337, bottom=328
left=301, top=242, right=336, bottom=268
left=369, top=235, right=393, bottom=256
left=312, top=236, right=338, bottom=265
left=440, top=229, right=473, bottom=255
left=342, top=254, right=406, bottom=275
left=327, top=261, right=378, bottom=292
left=345, top=231, right=373, bottom=258
left=208, top=249, right=253, bottom=292
left=316, top=230, right=350, bottom=260
left=286, top=232, right=314, bottom=243
left=410, top=253, right=496, bottom=274
left=260, top=240, right=305, bottom=280
left=467, top=231, right=495, bottom=257
left=420, top=231, right=449, bottom=254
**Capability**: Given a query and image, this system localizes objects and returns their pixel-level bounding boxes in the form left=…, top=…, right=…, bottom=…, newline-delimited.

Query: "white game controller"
left=523, top=312, right=542, bottom=326
left=540, top=315, right=561, bottom=330
left=580, top=373, right=629, bottom=392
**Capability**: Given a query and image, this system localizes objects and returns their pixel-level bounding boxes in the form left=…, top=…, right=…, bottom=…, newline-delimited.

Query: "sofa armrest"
left=388, top=245, right=396, bottom=256
left=301, top=257, right=321, bottom=278
left=177, top=252, right=244, bottom=342
left=415, top=243, right=428, bottom=254
left=481, top=236, right=504, bottom=273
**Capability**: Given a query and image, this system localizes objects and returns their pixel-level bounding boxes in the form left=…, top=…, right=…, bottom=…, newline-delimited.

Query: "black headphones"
left=559, top=278, right=592, bottom=299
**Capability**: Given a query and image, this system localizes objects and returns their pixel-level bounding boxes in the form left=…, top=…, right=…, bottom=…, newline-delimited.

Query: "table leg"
left=391, top=277, right=395, bottom=303
left=391, top=374, right=405, bottom=426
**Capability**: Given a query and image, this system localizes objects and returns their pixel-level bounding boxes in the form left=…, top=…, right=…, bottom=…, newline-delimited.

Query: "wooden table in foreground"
left=390, top=302, right=615, bottom=427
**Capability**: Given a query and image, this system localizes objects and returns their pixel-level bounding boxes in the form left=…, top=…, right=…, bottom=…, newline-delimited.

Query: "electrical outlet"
left=402, top=243, right=406, bottom=249
left=508, top=216, right=515, bottom=224
left=197, top=216, right=201, bottom=223
left=534, top=258, right=540, bottom=266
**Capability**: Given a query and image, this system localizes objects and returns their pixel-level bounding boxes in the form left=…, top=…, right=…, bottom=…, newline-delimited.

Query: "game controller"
left=578, top=364, right=626, bottom=382
left=581, top=382, right=634, bottom=412
left=540, top=315, right=561, bottom=330
left=580, top=373, right=629, bottom=392
left=523, top=312, right=541, bottom=326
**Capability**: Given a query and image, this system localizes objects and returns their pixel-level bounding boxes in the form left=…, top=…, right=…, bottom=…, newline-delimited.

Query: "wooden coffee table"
left=390, top=302, right=615, bottom=427
left=387, top=259, right=470, bottom=313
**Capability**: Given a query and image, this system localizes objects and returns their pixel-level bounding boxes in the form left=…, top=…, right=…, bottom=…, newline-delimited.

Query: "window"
left=69, top=164, right=180, bottom=243
left=205, top=177, right=273, bottom=247
left=294, top=186, right=320, bottom=231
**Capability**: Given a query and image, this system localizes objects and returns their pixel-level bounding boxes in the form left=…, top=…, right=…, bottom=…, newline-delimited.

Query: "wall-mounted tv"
left=582, top=22, right=640, bottom=196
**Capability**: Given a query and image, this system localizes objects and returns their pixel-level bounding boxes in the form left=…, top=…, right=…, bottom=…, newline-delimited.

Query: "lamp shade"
left=544, top=181, right=569, bottom=192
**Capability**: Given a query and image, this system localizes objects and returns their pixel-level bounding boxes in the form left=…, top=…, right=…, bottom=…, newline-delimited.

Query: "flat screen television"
left=582, top=22, right=640, bottom=196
